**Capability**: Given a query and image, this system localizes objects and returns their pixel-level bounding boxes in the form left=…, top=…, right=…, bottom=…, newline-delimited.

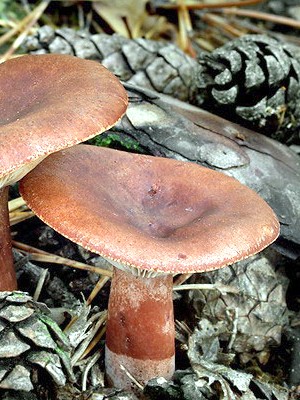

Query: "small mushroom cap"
left=20, top=145, right=280, bottom=274
left=0, top=54, right=127, bottom=187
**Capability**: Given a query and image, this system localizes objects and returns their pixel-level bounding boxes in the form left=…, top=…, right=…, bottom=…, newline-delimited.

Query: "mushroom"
left=0, top=54, right=127, bottom=291
left=19, top=144, right=280, bottom=391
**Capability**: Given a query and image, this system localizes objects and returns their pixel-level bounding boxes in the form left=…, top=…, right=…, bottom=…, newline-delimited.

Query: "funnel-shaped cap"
left=20, top=145, right=279, bottom=274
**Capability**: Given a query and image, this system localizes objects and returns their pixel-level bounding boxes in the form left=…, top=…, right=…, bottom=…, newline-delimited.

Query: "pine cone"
left=190, top=251, right=289, bottom=365
left=0, top=291, right=73, bottom=399
left=198, top=34, right=300, bottom=143
left=24, top=26, right=202, bottom=103
left=24, top=28, right=300, bottom=144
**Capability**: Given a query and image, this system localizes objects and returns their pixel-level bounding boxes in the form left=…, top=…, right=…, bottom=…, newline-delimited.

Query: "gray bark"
left=111, top=84, right=300, bottom=254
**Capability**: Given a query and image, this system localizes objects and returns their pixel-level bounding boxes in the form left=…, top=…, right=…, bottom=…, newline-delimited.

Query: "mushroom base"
left=105, top=346, right=175, bottom=391
left=0, top=187, right=17, bottom=291
left=105, top=267, right=175, bottom=390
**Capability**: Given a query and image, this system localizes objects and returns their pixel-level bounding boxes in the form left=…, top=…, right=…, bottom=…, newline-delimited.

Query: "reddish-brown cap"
left=20, top=145, right=279, bottom=274
left=0, top=54, right=127, bottom=187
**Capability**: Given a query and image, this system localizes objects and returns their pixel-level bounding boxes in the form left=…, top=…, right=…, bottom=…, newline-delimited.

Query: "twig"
left=177, top=0, right=196, bottom=57
left=176, top=319, right=193, bottom=336
left=0, top=0, right=50, bottom=62
left=173, top=283, right=239, bottom=294
left=201, top=13, right=244, bottom=37
left=0, top=19, right=18, bottom=30
left=119, top=364, right=144, bottom=390
left=70, top=311, right=107, bottom=363
left=227, top=307, right=239, bottom=351
left=10, top=210, right=35, bottom=226
left=12, top=240, right=113, bottom=277
left=160, top=0, right=266, bottom=10
left=174, top=273, right=193, bottom=286
left=80, top=324, right=106, bottom=361
left=8, top=197, right=28, bottom=212
left=0, top=11, right=33, bottom=47
left=33, top=267, right=48, bottom=301
left=86, top=276, right=110, bottom=305
left=214, top=7, right=300, bottom=30
left=81, top=351, right=101, bottom=392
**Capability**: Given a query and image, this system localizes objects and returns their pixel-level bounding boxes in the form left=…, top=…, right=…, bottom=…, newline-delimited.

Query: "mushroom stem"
left=0, top=186, right=17, bottom=291
left=105, top=267, right=175, bottom=390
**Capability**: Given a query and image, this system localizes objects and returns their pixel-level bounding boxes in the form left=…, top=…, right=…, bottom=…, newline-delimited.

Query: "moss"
left=88, top=132, right=143, bottom=153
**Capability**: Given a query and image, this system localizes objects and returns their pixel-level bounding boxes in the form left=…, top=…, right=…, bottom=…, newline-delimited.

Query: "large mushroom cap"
left=0, top=54, right=127, bottom=187
left=20, top=145, right=279, bottom=274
